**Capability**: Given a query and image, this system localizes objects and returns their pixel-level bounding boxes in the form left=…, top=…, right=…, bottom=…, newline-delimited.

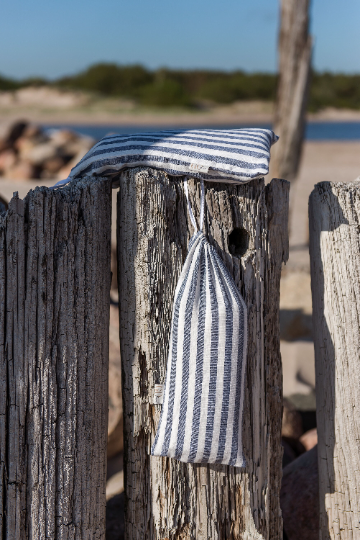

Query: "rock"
left=56, top=148, right=90, bottom=179
left=282, top=397, right=303, bottom=439
left=300, top=428, right=318, bottom=451
left=21, top=123, right=43, bottom=139
left=0, top=120, right=28, bottom=151
left=22, top=141, right=59, bottom=166
left=282, top=436, right=306, bottom=468
left=15, top=126, right=48, bottom=154
left=281, top=446, right=319, bottom=540
left=6, top=160, right=37, bottom=179
left=108, top=304, right=123, bottom=458
left=106, top=470, right=124, bottom=501
left=282, top=438, right=298, bottom=468
left=16, top=135, right=44, bottom=157
left=41, top=156, right=66, bottom=175
left=49, top=129, right=79, bottom=147
left=60, top=138, right=94, bottom=158
left=0, top=149, right=17, bottom=174
left=0, top=122, right=93, bottom=181
left=106, top=492, right=125, bottom=540
left=49, top=129, right=94, bottom=156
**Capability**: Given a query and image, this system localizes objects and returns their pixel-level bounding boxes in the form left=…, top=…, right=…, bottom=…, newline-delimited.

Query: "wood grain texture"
left=117, top=168, right=289, bottom=540
left=309, top=181, right=360, bottom=540
left=0, top=176, right=112, bottom=539
left=272, top=0, right=312, bottom=181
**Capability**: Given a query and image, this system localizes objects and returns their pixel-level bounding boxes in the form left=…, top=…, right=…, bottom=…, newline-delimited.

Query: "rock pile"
left=0, top=119, right=94, bottom=180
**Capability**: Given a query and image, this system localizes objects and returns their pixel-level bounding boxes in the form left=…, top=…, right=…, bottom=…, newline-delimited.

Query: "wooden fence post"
left=0, top=177, right=112, bottom=539
left=271, top=0, right=312, bottom=181
left=309, top=181, right=360, bottom=540
left=117, top=168, right=289, bottom=539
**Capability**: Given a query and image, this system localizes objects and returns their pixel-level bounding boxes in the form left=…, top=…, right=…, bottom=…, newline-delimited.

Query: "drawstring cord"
left=184, top=177, right=205, bottom=232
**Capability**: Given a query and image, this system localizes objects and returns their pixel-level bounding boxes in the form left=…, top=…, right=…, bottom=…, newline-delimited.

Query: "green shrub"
left=0, top=74, right=20, bottom=91
left=57, top=63, right=153, bottom=97
left=309, top=72, right=360, bottom=111
left=197, top=72, right=277, bottom=103
left=140, top=78, right=192, bottom=107
left=1, top=63, right=360, bottom=111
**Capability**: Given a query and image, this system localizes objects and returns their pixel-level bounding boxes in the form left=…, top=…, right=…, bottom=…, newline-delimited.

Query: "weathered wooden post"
left=271, top=0, right=312, bottom=181
left=309, top=181, right=360, bottom=540
left=117, top=168, right=289, bottom=539
left=0, top=177, right=112, bottom=539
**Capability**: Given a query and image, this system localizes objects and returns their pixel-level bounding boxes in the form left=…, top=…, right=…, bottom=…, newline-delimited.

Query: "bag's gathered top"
left=53, top=127, right=278, bottom=467
left=151, top=179, right=248, bottom=466
left=55, top=127, right=278, bottom=187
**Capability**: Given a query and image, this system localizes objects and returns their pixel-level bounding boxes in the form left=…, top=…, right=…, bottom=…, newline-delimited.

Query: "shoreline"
left=1, top=107, right=360, bottom=128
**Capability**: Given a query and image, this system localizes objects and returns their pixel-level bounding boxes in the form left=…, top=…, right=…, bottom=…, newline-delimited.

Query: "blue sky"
left=1, top=0, right=359, bottom=80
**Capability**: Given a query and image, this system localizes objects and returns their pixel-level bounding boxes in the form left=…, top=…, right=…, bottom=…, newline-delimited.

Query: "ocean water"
left=45, top=121, right=360, bottom=142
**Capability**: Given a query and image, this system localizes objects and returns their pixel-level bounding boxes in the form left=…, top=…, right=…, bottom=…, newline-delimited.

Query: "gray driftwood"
left=272, top=0, right=312, bottom=181
left=309, top=181, right=360, bottom=539
left=117, top=168, right=289, bottom=539
left=0, top=177, right=112, bottom=539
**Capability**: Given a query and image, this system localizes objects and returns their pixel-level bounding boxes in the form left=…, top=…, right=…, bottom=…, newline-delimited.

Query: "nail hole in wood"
left=228, top=228, right=249, bottom=258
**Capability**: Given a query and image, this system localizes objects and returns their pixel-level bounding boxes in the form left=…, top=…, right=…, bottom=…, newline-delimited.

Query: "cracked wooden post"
left=117, top=167, right=289, bottom=539
left=0, top=177, right=112, bottom=539
left=271, top=0, right=312, bottom=181
left=309, top=181, right=360, bottom=539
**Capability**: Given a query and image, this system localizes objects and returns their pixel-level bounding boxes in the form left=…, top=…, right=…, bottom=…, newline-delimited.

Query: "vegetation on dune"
left=56, top=65, right=277, bottom=108
left=57, top=63, right=153, bottom=98
left=0, top=74, right=20, bottom=91
left=308, top=71, right=360, bottom=111
left=0, top=63, right=360, bottom=111
left=56, top=65, right=278, bottom=107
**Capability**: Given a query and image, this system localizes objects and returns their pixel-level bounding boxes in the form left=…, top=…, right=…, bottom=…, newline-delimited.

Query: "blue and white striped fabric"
left=151, top=180, right=247, bottom=467
left=68, top=128, right=278, bottom=184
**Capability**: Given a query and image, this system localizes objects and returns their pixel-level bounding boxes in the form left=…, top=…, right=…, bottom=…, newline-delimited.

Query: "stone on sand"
left=282, top=398, right=303, bottom=439
left=281, top=445, right=319, bottom=540
left=0, top=120, right=27, bottom=151
left=300, top=428, right=317, bottom=451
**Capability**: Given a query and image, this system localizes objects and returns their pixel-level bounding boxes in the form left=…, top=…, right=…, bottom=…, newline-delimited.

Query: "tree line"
left=1, top=63, right=359, bottom=111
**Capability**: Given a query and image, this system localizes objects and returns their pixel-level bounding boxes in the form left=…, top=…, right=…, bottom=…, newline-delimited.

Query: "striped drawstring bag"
left=151, top=179, right=247, bottom=467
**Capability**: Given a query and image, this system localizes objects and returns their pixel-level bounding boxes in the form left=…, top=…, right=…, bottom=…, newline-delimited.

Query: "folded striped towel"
left=66, top=128, right=278, bottom=184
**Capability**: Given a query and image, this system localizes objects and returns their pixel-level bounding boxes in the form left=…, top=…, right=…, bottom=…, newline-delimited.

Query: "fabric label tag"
left=153, top=384, right=164, bottom=404
left=154, top=384, right=164, bottom=405
left=189, top=163, right=209, bottom=174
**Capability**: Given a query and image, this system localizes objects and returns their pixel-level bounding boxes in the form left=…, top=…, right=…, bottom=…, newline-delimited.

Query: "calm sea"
left=45, top=121, right=360, bottom=142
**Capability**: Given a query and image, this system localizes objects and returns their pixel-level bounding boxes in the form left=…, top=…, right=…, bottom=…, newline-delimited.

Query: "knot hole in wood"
left=228, top=227, right=249, bottom=258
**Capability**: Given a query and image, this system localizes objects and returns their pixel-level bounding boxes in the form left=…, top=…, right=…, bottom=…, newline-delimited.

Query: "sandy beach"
left=2, top=108, right=360, bottom=127
left=281, top=141, right=360, bottom=405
